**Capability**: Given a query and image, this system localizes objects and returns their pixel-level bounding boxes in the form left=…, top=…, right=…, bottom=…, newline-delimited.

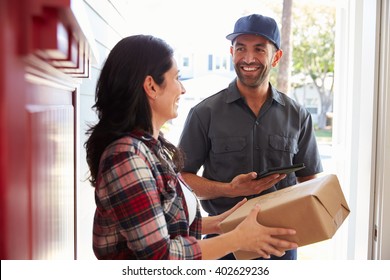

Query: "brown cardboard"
left=219, top=174, right=350, bottom=260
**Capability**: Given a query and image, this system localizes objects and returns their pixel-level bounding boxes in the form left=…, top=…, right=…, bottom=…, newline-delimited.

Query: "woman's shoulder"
left=103, top=135, right=151, bottom=159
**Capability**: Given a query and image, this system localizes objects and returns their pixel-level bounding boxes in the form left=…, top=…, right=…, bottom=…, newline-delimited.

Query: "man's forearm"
left=181, top=172, right=233, bottom=200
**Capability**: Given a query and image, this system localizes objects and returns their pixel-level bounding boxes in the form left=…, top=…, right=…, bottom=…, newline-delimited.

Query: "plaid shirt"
left=93, top=131, right=202, bottom=260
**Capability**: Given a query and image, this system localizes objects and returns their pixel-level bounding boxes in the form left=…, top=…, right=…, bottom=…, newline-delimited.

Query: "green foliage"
left=291, top=4, right=336, bottom=86
left=315, top=128, right=332, bottom=144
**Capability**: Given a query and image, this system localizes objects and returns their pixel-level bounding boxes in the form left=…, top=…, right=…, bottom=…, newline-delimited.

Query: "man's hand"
left=227, top=172, right=286, bottom=198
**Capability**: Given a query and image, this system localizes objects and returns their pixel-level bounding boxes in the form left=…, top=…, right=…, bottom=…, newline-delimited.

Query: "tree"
left=277, top=0, right=293, bottom=94
left=291, top=4, right=335, bottom=130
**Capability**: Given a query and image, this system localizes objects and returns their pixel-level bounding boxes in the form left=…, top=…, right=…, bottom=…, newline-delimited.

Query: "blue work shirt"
left=178, top=80, right=323, bottom=216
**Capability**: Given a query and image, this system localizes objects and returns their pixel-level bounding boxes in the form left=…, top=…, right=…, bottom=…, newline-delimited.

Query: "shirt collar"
left=129, top=129, right=161, bottom=150
left=271, top=85, right=286, bottom=106
left=226, top=79, right=242, bottom=103
left=226, top=78, right=286, bottom=107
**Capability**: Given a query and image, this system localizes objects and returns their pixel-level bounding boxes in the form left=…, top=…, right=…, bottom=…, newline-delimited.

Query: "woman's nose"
left=180, top=81, right=186, bottom=94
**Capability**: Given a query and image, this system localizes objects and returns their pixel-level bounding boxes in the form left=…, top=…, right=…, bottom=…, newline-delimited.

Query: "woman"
left=85, top=35, right=297, bottom=260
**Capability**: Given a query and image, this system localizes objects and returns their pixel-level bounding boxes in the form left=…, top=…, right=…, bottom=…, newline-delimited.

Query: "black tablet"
left=256, top=163, right=306, bottom=179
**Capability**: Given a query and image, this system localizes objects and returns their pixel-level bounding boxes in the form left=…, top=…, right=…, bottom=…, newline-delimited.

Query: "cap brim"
left=225, top=32, right=279, bottom=49
left=226, top=32, right=245, bottom=41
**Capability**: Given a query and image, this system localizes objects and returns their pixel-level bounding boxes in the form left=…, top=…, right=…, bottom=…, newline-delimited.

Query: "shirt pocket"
left=269, top=135, right=299, bottom=154
left=209, top=137, right=249, bottom=181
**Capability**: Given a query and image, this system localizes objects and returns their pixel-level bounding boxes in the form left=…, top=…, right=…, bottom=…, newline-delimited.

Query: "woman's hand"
left=202, top=198, right=247, bottom=235
left=232, top=203, right=298, bottom=258
left=199, top=203, right=298, bottom=260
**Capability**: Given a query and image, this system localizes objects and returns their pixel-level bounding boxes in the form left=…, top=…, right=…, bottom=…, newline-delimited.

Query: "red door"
left=0, top=0, right=92, bottom=259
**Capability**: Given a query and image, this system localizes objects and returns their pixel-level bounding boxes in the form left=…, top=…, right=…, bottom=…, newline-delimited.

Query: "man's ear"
left=143, top=75, right=157, bottom=99
left=272, top=49, right=283, bottom=67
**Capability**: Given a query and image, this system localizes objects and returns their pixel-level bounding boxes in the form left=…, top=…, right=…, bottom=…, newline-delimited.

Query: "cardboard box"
left=220, top=174, right=350, bottom=260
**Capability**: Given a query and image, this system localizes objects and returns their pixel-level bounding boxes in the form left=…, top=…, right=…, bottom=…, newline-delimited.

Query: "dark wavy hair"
left=85, top=35, right=184, bottom=186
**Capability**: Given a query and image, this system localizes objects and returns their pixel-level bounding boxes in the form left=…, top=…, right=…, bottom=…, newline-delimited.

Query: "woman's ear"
left=143, top=75, right=157, bottom=100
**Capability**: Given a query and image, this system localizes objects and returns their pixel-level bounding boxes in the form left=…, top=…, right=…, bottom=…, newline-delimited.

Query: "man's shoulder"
left=275, top=89, right=308, bottom=112
left=193, top=88, right=227, bottom=109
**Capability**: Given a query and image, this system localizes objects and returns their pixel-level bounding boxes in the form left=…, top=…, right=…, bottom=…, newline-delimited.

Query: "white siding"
left=78, top=0, right=130, bottom=259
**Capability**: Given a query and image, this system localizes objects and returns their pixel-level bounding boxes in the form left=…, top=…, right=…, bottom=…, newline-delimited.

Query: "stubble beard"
left=234, top=62, right=271, bottom=88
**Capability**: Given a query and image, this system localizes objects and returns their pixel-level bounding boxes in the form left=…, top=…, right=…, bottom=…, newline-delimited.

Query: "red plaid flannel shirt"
left=93, top=131, right=202, bottom=259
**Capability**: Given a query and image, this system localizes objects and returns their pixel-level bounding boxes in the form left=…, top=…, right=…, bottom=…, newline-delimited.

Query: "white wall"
left=373, top=0, right=390, bottom=260
left=333, top=0, right=388, bottom=259
left=77, top=0, right=130, bottom=259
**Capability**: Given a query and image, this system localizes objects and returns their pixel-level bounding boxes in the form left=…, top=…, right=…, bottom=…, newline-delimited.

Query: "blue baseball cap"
left=226, top=14, right=281, bottom=50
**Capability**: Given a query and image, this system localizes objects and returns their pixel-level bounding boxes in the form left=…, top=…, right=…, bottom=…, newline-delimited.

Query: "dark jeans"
left=205, top=234, right=297, bottom=260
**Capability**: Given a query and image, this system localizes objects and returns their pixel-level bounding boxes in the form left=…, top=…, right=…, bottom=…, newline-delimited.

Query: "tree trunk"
left=277, top=0, right=293, bottom=94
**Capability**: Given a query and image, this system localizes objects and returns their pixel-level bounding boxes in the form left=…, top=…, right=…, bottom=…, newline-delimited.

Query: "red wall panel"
left=1, top=0, right=31, bottom=260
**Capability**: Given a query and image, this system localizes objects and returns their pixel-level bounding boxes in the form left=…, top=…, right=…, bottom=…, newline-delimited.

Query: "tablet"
left=256, top=163, right=305, bottom=179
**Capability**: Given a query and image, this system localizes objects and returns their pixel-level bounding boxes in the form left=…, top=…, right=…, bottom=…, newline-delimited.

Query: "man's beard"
left=234, top=62, right=271, bottom=88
